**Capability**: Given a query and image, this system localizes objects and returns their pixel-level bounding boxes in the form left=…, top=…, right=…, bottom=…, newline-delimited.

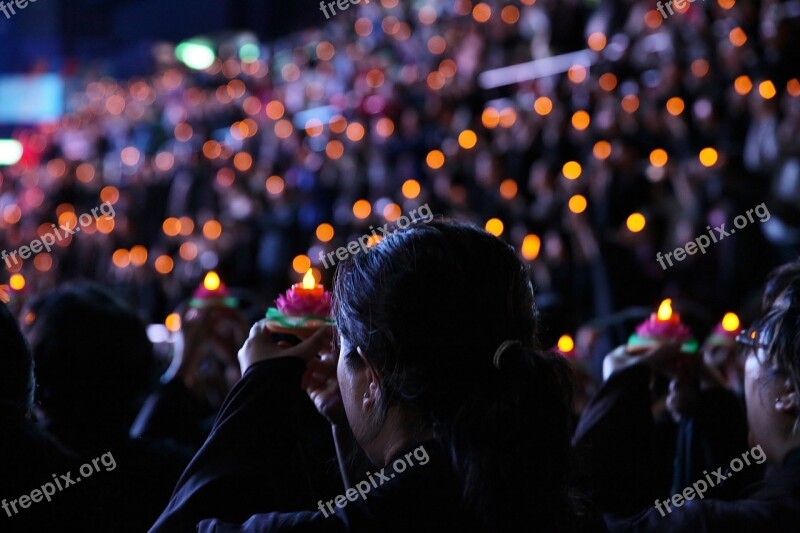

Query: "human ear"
left=775, top=377, right=798, bottom=416
left=358, top=347, right=381, bottom=411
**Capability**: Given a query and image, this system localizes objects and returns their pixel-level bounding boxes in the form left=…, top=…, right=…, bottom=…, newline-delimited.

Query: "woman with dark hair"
left=152, top=220, right=583, bottom=532
left=573, top=261, right=800, bottom=531
left=0, top=302, right=98, bottom=532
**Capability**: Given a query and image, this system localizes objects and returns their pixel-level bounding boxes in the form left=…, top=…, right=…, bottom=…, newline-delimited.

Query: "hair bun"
left=493, top=340, right=523, bottom=370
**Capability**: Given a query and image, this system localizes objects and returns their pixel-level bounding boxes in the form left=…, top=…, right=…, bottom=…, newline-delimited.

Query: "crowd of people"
left=1, top=0, right=800, bottom=531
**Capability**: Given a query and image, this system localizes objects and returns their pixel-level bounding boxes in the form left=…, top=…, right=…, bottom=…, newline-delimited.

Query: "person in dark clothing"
left=573, top=262, right=800, bottom=532
left=26, top=282, right=193, bottom=533
left=0, top=301, right=101, bottom=532
left=153, top=220, right=587, bottom=532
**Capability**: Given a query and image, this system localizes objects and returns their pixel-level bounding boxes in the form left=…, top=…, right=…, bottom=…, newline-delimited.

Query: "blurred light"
left=293, top=255, right=311, bottom=274
left=729, top=27, right=747, bottom=47
left=534, top=96, right=553, bottom=116
left=203, top=141, right=222, bottom=159
left=77, top=162, right=97, bottom=182
left=0, top=140, right=23, bottom=166
left=472, top=3, right=491, bottom=22
left=163, top=217, right=181, bottom=237
left=130, top=245, right=148, bottom=267
left=568, top=194, right=588, bottom=214
left=562, top=161, right=582, bottom=180
left=501, top=5, right=520, bottom=24
left=499, top=179, right=518, bottom=200
left=353, top=199, right=372, bottom=219
left=699, top=147, right=719, bottom=167
left=427, top=36, right=446, bottom=55
left=666, top=97, right=685, bottom=116
left=722, top=312, right=740, bottom=332
left=621, top=95, right=640, bottom=113
left=521, top=234, right=541, bottom=260
left=599, top=73, right=618, bottom=92
left=239, top=43, right=260, bottom=61
left=203, top=220, right=222, bottom=240
left=718, top=0, right=735, bottom=8
left=155, top=255, right=174, bottom=275
left=376, top=118, right=395, bottom=137
left=426, top=150, right=445, bottom=170
left=34, top=253, right=52, bottom=272
left=482, top=107, right=501, bottom=128
left=266, top=175, right=285, bottom=195
left=567, top=65, right=587, bottom=84
left=346, top=122, right=365, bottom=142
left=787, top=79, right=800, bottom=97
left=274, top=119, right=294, bottom=139
left=316, top=223, right=335, bottom=242
left=499, top=108, right=517, bottom=129
left=383, top=203, right=401, bottom=221
left=100, top=186, right=120, bottom=205
left=112, top=249, right=130, bottom=268
left=9, top=273, right=25, bottom=291
left=179, top=242, right=198, bottom=261
left=325, top=140, right=345, bottom=159
left=458, top=130, right=478, bottom=149
left=165, top=313, right=181, bottom=332
left=571, top=110, right=590, bottom=130
left=485, top=218, right=504, bottom=237
left=650, top=149, right=669, bottom=168
left=691, top=59, right=710, bottom=78
left=758, top=80, right=777, bottom=99
left=734, top=75, right=753, bottom=95
left=402, top=179, right=421, bottom=199
left=558, top=335, right=575, bottom=353
left=593, top=140, right=612, bottom=160
left=3, top=205, right=21, bottom=224
left=265, top=100, right=285, bottom=120
left=233, top=152, right=253, bottom=172
left=588, top=33, right=607, bottom=51
left=627, top=213, right=646, bottom=233
left=176, top=40, right=216, bottom=70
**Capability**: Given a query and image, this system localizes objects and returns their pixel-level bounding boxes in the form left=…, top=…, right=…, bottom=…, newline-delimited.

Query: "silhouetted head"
left=27, top=282, right=154, bottom=427
left=744, top=260, right=800, bottom=464
left=0, top=302, right=33, bottom=418
left=333, top=219, right=574, bottom=531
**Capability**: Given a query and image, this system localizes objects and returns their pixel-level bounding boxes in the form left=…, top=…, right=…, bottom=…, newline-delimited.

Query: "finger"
left=291, top=326, right=334, bottom=362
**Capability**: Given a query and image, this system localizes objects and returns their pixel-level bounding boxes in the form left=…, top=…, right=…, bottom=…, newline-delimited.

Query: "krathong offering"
left=627, top=299, right=698, bottom=354
left=189, top=271, right=238, bottom=309
left=265, top=269, right=334, bottom=337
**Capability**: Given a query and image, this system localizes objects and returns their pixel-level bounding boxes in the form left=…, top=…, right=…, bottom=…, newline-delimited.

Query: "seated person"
left=152, top=220, right=591, bottom=532
left=0, top=302, right=99, bottom=532
left=573, top=261, right=800, bottom=532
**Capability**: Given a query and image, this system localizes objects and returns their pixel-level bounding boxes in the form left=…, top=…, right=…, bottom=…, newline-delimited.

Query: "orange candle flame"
left=657, top=299, right=673, bottom=321
left=302, top=269, right=317, bottom=290
left=203, top=271, right=221, bottom=291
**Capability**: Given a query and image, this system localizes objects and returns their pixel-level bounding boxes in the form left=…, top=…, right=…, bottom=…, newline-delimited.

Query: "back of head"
left=0, top=302, right=33, bottom=418
left=334, top=220, right=574, bottom=531
left=762, top=259, right=800, bottom=310
left=28, top=282, right=154, bottom=426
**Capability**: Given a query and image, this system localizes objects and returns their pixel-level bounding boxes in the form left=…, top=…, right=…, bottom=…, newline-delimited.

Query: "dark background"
left=1, top=0, right=324, bottom=75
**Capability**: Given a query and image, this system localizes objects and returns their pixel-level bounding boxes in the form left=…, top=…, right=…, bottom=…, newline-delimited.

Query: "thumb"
left=293, top=326, right=334, bottom=362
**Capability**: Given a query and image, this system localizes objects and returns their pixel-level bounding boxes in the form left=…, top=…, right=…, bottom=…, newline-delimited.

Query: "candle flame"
left=203, top=271, right=221, bottom=291
left=721, top=312, right=740, bottom=332
left=557, top=334, right=575, bottom=353
left=657, top=299, right=673, bottom=321
left=302, top=268, right=316, bottom=290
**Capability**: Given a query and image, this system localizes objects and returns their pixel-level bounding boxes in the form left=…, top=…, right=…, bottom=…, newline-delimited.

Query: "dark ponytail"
left=334, top=220, right=575, bottom=531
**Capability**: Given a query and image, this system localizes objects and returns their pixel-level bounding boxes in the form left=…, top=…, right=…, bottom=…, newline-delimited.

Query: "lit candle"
left=189, top=271, right=238, bottom=308
left=627, top=298, right=696, bottom=354
left=265, top=268, right=333, bottom=337
left=292, top=269, right=324, bottom=299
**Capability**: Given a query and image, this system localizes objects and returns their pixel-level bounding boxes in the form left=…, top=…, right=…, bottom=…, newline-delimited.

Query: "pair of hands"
left=238, top=320, right=346, bottom=425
